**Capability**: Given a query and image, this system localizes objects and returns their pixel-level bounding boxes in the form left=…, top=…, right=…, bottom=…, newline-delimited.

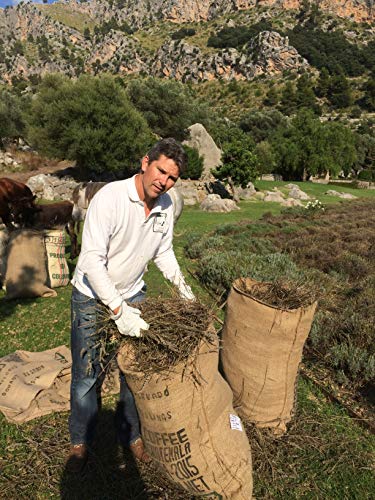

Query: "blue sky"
left=0, top=0, right=58, bottom=7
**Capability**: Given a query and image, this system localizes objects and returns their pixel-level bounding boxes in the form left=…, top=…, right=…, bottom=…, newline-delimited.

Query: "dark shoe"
left=66, top=444, right=88, bottom=473
left=129, top=438, right=151, bottom=463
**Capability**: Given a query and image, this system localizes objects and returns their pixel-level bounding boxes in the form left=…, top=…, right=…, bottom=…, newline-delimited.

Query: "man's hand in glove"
left=111, top=303, right=149, bottom=337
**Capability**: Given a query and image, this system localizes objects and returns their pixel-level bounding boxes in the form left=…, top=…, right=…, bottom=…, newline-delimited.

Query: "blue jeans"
left=69, top=286, right=146, bottom=447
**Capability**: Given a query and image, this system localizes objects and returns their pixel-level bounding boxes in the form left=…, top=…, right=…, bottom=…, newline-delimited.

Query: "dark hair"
left=147, top=138, right=187, bottom=175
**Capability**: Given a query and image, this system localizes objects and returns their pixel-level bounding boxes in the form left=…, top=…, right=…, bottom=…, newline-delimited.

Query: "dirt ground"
left=1, top=148, right=76, bottom=184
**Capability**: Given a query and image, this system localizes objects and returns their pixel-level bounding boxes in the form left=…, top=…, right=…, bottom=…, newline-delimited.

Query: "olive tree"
left=27, top=74, right=153, bottom=177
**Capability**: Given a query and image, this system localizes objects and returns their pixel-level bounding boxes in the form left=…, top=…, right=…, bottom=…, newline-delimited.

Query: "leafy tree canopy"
left=0, top=90, right=25, bottom=146
left=208, top=119, right=255, bottom=152
left=126, top=77, right=209, bottom=140
left=239, top=109, right=286, bottom=143
left=271, top=110, right=357, bottom=180
left=171, top=28, right=196, bottom=40
left=26, top=74, right=152, bottom=176
left=207, top=20, right=273, bottom=49
left=212, top=140, right=259, bottom=190
left=288, top=25, right=373, bottom=77
left=181, top=145, right=204, bottom=180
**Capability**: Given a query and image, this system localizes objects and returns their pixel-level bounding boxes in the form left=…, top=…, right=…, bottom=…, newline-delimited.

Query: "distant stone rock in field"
left=264, top=191, right=285, bottom=203
left=356, top=181, right=370, bottom=189
left=281, top=198, right=304, bottom=207
left=338, top=193, right=358, bottom=199
left=260, top=174, right=283, bottom=181
left=200, top=194, right=239, bottom=212
left=288, top=187, right=310, bottom=200
left=234, top=182, right=256, bottom=200
left=253, top=191, right=266, bottom=200
left=325, top=190, right=357, bottom=199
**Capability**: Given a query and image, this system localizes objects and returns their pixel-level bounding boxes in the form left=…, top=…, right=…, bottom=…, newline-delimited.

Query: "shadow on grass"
left=60, top=408, right=148, bottom=500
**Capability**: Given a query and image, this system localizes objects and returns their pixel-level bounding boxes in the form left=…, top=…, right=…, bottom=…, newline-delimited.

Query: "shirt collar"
left=128, top=175, right=142, bottom=203
left=128, top=174, right=171, bottom=213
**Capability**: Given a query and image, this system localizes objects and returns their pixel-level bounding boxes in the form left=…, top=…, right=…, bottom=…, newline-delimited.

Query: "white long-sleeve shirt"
left=71, top=176, right=193, bottom=310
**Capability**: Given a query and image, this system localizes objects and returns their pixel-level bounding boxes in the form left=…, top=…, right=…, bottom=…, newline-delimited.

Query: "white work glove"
left=179, top=282, right=196, bottom=301
left=111, top=303, right=149, bottom=338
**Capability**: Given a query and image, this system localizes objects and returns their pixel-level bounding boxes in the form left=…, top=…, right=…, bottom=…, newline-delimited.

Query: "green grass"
left=37, top=4, right=97, bottom=33
left=1, top=187, right=374, bottom=498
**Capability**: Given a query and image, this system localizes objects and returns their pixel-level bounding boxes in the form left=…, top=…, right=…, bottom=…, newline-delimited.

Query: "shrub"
left=196, top=251, right=312, bottom=296
left=171, top=28, right=196, bottom=40
left=358, top=169, right=374, bottom=181
left=207, top=21, right=273, bottom=49
left=181, top=145, right=204, bottom=179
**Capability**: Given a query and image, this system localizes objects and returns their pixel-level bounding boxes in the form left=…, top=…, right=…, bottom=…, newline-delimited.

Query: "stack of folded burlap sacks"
left=115, top=299, right=253, bottom=499
left=0, top=344, right=120, bottom=423
left=0, top=346, right=72, bottom=423
left=221, top=278, right=317, bottom=435
left=4, top=228, right=69, bottom=299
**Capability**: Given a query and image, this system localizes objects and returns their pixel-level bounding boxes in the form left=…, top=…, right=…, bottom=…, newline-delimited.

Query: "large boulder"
left=200, top=194, right=239, bottom=213
left=27, top=174, right=55, bottom=200
left=179, top=185, right=200, bottom=206
left=183, top=123, right=222, bottom=180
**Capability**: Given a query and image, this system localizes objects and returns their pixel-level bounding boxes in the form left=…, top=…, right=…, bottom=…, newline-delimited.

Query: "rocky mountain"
left=58, top=0, right=374, bottom=26
left=0, top=0, right=373, bottom=84
left=152, top=31, right=308, bottom=82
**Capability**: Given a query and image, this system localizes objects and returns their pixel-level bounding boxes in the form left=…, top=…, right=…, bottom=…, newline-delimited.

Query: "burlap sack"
left=0, top=345, right=71, bottom=423
left=44, top=229, right=70, bottom=288
left=118, top=338, right=252, bottom=499
left=221, top=278, right=317, bottom=435
left=4, top=229, right=57, bottom=299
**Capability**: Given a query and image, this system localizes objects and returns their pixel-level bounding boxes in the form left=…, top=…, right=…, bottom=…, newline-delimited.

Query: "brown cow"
left=0, top=177, right=38, bottom=229
left=31, top=201, right=79, bottom=259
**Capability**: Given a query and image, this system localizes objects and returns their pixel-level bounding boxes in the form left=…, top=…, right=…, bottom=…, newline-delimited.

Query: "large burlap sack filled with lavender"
left=221, top=278, right=317, bottom=435
left=116, top=299, right=252, bottom=499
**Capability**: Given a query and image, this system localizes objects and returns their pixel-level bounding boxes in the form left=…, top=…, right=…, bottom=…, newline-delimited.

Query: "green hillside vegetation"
left=38, top=3, right=97, bottom=33
left=2, top=72, right=374, bottom=182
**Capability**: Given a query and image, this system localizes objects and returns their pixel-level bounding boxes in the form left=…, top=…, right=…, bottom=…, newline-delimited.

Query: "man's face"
left=140, top=154, right=180, bottom=200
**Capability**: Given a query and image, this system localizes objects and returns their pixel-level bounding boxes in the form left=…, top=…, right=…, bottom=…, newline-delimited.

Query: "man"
left=67, top=138, right=194, bottom=472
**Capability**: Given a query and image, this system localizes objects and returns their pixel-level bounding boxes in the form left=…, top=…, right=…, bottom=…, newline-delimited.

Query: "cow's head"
left=9, top=195, right=40, bottom=227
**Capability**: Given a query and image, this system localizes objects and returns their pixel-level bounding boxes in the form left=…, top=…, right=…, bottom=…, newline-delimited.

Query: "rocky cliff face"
left=152, top=31, right=308, bottom=83
left=57, top=0, right=374, bottom=26
left=0, top=0, right=372, bottom=84
left=69, top=0, right=374, bottom=26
